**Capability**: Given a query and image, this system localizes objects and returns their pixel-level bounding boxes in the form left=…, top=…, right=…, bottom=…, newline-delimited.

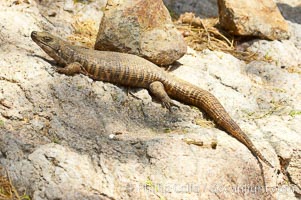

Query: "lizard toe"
left=162, top=101, right=171, bottom=110
left=161, top=100, right=180, bottom=112
left=55, top=67, right=64, bottom=73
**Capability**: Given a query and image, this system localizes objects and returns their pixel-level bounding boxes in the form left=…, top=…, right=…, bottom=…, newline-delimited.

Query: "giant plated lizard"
left=31, top=31, right=273, bottom=168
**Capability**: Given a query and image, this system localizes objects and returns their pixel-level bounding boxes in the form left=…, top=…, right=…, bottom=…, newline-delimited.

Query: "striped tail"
left=168, top=81, right=273, bottom=168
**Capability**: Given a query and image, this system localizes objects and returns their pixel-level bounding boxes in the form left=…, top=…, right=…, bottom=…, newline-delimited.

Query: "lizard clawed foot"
left=161, top=99, right=180, bottom=111
left=149, top=81, right=180, bottom=112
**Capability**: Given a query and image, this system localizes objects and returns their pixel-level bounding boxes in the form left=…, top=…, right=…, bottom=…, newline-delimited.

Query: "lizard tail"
left=218, top=118, right=274, bottom=168
left=168, top=81, right=273, bottom=168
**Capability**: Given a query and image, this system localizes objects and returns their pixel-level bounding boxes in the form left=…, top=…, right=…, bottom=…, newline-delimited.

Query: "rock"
left=277, top=1, right=301, bottom=24
left=34, top=0, right=106, bottom=36
left=63, top=0, right=74, bottom=12
left=163, top=0, right=218, bottom=18
left=217, top=0, right=290, bottom=40
left=94, top=0, right=187, bottom=65
left=27, top=143, right=113, bottom=199
left=247, top=39, right=301, bottom=68
left=287, top=149, right=301, bottom=194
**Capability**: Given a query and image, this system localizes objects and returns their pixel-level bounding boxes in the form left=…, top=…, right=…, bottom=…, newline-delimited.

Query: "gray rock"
left=163, top=0, right=218, bottom=18
left=247, top=39, right=301, bottom=68
left=94, top=0, right=187, bottom=65
left=276, top=1, right=301, bottom=24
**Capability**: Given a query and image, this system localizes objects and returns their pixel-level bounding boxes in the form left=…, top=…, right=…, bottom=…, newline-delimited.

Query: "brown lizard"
left=31, top=31, right=273, bottom=168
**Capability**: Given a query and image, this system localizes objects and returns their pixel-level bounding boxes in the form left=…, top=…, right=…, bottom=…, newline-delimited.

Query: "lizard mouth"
left=31, top=31, right=38, bottom=40
left=31, top=31, right=66, bottom=66
left=31, top=31, right=53, bottom=49
left=31, top=31, right=45, bottom=46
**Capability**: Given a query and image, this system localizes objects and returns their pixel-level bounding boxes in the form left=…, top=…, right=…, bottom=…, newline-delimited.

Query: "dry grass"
left=0, top=167, right=29, bottom=200
left=175, top=13, right=259, bottom=63
left=68, top=18, right=98, bottom=48
left=286, top=65, right=301, bottom=74
left=194, top=117, right=215, bottom=128
left=0, top=167, right=16, bottom=200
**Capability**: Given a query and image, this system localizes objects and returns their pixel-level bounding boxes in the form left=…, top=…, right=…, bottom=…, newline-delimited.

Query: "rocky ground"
left=0, top=0, right=300, bottom=199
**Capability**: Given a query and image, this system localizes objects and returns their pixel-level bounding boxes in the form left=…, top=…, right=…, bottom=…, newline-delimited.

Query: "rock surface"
left=217, top=0, right=290, bottom=40
left=94, top=0, right=187, bottom=65
left=163, top=0, right=218, bottom=18
left=0, top=0, right=301, bottom=199
left=33, top=0, right=107, bottom=37
left=276, top=1, right=301, bottom=24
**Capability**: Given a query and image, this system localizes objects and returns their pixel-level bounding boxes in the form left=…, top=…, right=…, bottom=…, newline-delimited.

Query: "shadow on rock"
left=277, top=3, right=301, bottom=24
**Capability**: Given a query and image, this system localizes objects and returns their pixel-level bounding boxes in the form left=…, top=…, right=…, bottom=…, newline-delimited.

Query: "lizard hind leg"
left=149, top=81, right=179, bottom=111
left=56, top=62, right=87, bottom=76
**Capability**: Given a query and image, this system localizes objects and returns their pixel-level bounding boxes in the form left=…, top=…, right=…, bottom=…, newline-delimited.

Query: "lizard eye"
left=43, top=36, right=52, bottom=42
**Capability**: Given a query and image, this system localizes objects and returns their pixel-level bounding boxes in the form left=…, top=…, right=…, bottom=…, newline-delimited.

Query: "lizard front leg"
left=149, top=81, right=179, bottom=110
left=56, top=62, right=88, bottom=76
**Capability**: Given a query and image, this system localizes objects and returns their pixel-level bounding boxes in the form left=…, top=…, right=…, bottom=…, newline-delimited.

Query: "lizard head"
left=31, top=31, right=67, bottom=65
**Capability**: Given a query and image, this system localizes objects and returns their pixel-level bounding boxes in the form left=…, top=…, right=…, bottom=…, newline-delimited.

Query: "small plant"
left=144, top=177, right=166, bottom=200
left=52, top=137, right=61, bottom=144
left=263, top=51, right=273, bottom=61
left=77, top=85, right=84, bottom=90
left=73, top=0, right=93, bottom=4
left=289, top=110, right=301, bottom=117
left=163, top=128, right=172, bottom=133
left=145, top=177, right=154, bottom=188
left=0, top=120, right=4, bottom=127
left=21, top=192, right=31, bottom=200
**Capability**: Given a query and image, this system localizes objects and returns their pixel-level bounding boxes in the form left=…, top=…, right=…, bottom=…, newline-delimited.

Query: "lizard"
left=31, top=31, right=273, bottom=168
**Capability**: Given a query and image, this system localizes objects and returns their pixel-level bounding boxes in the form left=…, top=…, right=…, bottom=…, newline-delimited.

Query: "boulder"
left=94, top=0, right=187, bottom=65
left=218, top=0, right=290, bottom=40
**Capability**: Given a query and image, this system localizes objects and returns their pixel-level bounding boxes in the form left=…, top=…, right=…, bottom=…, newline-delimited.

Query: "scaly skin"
left=31, top=31, right=273, bottom=168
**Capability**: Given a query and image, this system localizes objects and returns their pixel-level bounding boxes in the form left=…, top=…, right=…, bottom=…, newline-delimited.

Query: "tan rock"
left=218, top=0, right=290, bottom=40
left=94, top=0, right=187, bottom=65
